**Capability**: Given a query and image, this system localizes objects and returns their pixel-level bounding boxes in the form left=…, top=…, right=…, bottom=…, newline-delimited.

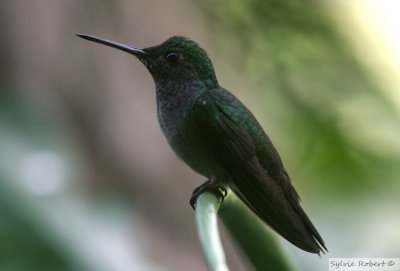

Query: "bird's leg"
left=190, top=180, right=228, bottom=209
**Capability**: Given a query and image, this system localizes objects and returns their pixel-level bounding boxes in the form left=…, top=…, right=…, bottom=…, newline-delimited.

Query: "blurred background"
left=0, top=0, right=399, bottom=270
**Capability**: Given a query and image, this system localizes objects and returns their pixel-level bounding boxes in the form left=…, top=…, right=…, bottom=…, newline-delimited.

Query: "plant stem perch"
left=195, top=191, right=229, bottom=271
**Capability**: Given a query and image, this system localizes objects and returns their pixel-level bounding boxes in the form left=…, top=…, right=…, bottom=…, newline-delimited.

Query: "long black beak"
left=77, top=34, right=147, bottom=56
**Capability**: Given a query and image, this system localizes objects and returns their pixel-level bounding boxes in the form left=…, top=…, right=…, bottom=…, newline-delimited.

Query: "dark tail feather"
left=230, top=160, right=326, bottom=254
left=287, top=195, right=327, bottom=253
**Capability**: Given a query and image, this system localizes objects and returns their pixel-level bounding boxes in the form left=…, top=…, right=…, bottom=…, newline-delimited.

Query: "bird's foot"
left=190, top=180, right=228, bottom=209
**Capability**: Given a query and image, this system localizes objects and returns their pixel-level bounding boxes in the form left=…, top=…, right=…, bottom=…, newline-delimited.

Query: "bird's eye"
left=165, top=52, right=180, bottom=63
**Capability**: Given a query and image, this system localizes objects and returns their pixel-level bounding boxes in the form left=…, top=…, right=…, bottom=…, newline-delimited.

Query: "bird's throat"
left=155, top=80, right=207, bottom=140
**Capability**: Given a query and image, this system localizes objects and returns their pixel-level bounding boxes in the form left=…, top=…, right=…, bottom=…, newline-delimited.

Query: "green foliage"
left=0, top=199, right=72, bottom=271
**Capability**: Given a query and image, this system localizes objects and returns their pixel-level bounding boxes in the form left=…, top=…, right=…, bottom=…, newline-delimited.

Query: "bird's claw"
left=190, top=181, right=228, bottom=210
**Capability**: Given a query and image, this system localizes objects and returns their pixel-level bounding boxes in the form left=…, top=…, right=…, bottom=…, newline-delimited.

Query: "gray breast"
left=155, top=80, right=218, bottom=178
left=155, top=80, right=205, bottom=141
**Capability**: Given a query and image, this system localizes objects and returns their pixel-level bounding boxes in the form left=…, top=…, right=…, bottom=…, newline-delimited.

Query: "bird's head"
left=77, top=35, right=218, bottom=88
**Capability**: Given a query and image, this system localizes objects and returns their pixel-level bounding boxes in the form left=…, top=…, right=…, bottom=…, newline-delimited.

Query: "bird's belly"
left=168, top=119, right=225, bottom=181
left=171, top=132, right=216, bottom=178
left=157, top=98, right=227, bottom=181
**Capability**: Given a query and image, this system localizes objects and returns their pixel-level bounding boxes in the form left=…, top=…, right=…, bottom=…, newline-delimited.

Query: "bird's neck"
left=156, top=79, right=208, bottom=111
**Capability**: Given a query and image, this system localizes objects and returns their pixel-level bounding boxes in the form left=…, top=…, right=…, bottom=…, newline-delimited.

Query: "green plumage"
left=78, top=34, right=327, bottom=254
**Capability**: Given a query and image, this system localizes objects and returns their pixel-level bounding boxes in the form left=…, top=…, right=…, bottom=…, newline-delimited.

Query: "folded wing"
left=191, top=90, right=326, bottom=254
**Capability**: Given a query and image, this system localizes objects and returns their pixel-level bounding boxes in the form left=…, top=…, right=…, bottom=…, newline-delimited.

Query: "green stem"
left=195, top=192, right=229, bottom=271
left=195, top=190, right=296, bottom=271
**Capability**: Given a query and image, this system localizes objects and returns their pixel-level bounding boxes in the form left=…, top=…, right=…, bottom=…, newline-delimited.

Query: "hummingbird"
left=77, top=34, right=327, bottom=254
